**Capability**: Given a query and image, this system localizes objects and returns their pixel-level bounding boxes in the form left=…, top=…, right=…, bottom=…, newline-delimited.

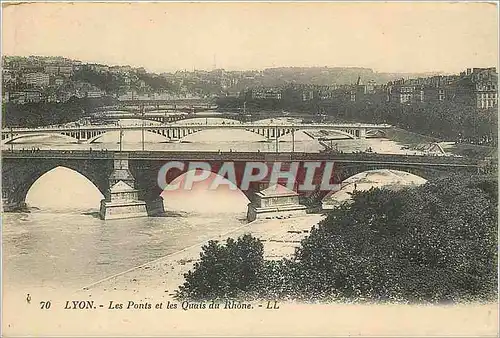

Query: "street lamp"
left=275, top=126, right=279, bottom=153
left=119, top=125, right=123, bottom=152
left=141, top=105, right=145, bottom=151
left=10, top=127, right=13, bottom=152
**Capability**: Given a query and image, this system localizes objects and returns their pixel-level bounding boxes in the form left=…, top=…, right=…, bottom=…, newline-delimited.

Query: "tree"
left=2, top=96, right=117, bottom=127
left=293, top=175, right=497, bottom=303
left=176, top=234, right=264, bottom=300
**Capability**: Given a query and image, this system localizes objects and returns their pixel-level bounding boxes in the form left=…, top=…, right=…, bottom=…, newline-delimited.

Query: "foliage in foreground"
left=176, top=175, right=498, bottom=303
left=176, top=234, right=264, bottom=300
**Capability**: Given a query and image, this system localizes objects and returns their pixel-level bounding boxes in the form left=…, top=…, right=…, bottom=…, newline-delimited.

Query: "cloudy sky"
left=2, top=2, right=498, bottom=73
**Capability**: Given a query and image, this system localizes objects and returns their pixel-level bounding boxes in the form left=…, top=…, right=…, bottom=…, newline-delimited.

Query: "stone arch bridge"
left=2, top=150, right=486, bottom=214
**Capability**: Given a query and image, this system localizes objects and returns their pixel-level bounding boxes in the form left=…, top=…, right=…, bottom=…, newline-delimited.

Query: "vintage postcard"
left=1, top=1, right=498, bottom=336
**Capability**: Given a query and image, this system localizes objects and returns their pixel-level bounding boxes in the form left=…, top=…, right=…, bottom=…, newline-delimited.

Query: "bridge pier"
left=99, top=153, right=165, bottom=220
left=1, top=196, right=28, bottom=212
left=246, top=182, right=307, bottom=222
left=359, top=128, right=366, bottom=139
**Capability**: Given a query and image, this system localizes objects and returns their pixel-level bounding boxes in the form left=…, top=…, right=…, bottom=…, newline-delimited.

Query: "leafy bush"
left=176, top=234, right=264, bottom=300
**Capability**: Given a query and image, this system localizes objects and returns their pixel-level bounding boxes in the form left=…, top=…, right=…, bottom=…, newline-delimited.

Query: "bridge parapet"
left=1, top=149, right=114, bottom=159
left=1, top=149, right=482, bottom=166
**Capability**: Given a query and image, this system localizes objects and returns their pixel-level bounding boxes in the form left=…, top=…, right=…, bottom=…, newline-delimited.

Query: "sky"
left=2, top=2, right=498, bottom=74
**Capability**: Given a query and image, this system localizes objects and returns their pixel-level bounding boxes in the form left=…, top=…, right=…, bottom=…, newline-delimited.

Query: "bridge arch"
left=411, top=142, right=447, bottom=155
left=128, top=161, right=252, bottom=213
left=82, top=130, right=107, bottom=143
left=26, top=166, right=105, bottom=209
left=275, top=128, right=357, bottom=140
left=333, top=162, right=449, bottom=184
left=319, top=168, right=428, bottom=207
left=340, top=169, right=427, bottom=187
left=365, top=129, right=388, bottom=138
left=2, top=161, right=110, bottom=210
left=176, top=128, right=267, bottom=142
left=172, top=127, right=357, bottom=141
left=161, top=168, right=251, bottom=213
left=1, top=132, right=80, bottom=145
left=86, top=130, right=170, bottom=144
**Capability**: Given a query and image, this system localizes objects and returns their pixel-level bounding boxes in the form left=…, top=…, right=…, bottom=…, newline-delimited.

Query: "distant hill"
left=262, top=67, right=441, bottom=85
left=376, top=71, right=445, bottom=84
left=229, top=67, right=442, bottom=90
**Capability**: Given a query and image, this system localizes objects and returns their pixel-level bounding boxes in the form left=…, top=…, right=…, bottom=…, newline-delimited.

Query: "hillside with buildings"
left=3, top=55, right=496, bottom=111
left=2, top=55, right=444, bottom=105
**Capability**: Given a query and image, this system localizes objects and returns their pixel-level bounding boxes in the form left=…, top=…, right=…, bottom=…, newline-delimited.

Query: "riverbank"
left=79, top=214, right=325, bottom=298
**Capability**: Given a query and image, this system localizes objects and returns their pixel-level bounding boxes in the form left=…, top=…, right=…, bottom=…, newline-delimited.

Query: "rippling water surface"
left=3, top=210, right=247, bottom=290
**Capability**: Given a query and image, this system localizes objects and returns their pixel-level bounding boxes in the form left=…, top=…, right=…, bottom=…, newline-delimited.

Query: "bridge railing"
left=1, top=149, right=482, bottom=166
left=313, top=151, right=480, bottom=164
left=1, top=149, right=114, bottom=159
left=130, top=152, right=479, bottom=166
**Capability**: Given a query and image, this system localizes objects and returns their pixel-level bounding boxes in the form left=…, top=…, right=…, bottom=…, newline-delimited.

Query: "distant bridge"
left=92, top=111, right=248, bottom=124
left=90, top=111, right=326, bottom=124
left=116, top=98, right=215, bottom=106
left=1, top=123, right=392, bottom=144
left=94, top=104, right=218, bottom=114
left=94, top=98, right=217, bottom=113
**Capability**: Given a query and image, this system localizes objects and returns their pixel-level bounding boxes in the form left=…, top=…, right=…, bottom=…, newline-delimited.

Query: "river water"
left=2, top=118, right=414, bottom=291
left=2, top=210, right=248, bottom=290
left=3, top=161, right=251, bottom=290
